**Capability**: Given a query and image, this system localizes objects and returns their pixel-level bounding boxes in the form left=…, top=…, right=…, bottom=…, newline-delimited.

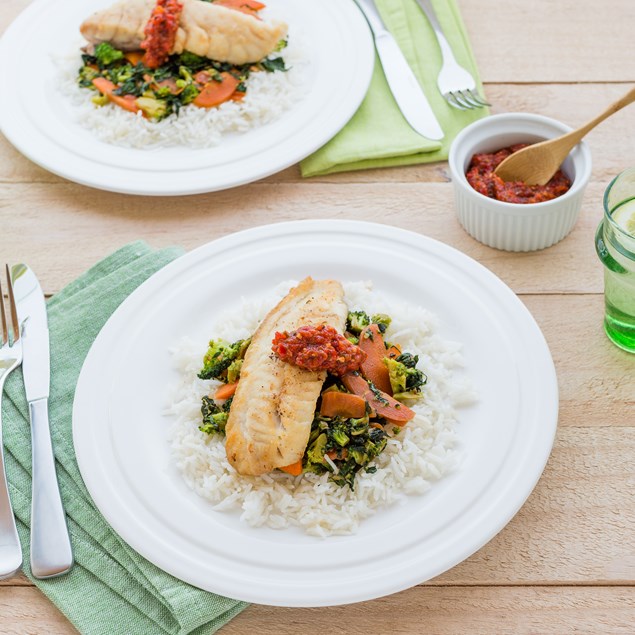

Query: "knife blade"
left=11, top=264, right=73, bottom=579
left=355, top=0, right=444, bottom=140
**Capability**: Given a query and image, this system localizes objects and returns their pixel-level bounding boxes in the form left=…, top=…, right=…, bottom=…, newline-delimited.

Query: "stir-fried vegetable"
left=197, top=307, right=428, bottom=489
left=78, top=40, right=288, bottom=121
left=385, top=354, right=427, bottom=400
left=198, top=337, right=250, bottom=381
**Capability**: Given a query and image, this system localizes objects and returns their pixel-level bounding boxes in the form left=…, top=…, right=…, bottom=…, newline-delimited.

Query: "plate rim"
left=72, top=219, right=559, bottom=606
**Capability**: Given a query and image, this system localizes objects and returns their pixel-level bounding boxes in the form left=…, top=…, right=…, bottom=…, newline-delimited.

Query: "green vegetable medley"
left=78, top=40, right=288, bottom=121
left=197, top=309, right=428, bottom=489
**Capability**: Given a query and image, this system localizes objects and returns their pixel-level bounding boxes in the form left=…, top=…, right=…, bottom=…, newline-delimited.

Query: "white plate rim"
left=72, top=219, right=559, bottom=606
left=0, top=0, right=374, bottom=195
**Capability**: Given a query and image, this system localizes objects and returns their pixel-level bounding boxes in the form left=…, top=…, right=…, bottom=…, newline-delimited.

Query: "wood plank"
left=460, top=0, right=635, bottom=83
left=0, top=180, right=609, bottom=296
left=226, top=586, right=635, bottom=635
left=1, top=586, right=634, bottom=635
left=524, top=295, right=635, bottom=429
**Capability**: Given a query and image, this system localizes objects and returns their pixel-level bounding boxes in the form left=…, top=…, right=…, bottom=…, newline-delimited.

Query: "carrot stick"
left=193, top=72, right=240, bottom=108
left=279, top=460, right=302, bottom=476
left=358, top=324, right=393, bottom=394
left=214, top=0, right=266, bottom=13
left=92, top=77, right=140, bottom=113
left=386, top=344, right=402, bottom=359
left=341, top=373, right=415, bottom=425
left=320, top=391, right=367, bottom=419
left=214, top=381, right=238, bottom=400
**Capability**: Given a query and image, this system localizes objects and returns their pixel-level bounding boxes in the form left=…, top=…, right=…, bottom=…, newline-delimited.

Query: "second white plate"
left=73, top=220, right=558, bottom=607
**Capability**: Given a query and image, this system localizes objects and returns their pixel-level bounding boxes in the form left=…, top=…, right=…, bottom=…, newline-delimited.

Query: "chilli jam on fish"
left=466, top=144, right=572, bottom=204
left=272, top=324, right=366, bottom=375
left=141, top=0, right=183, bottom=68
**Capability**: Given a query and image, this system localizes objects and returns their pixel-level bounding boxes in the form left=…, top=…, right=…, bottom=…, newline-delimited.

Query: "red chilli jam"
left=141, top=0, right=183, bottom=69
left=272, top=324, right=366, bottom=376
left=466, top=144, right=572, bottom=204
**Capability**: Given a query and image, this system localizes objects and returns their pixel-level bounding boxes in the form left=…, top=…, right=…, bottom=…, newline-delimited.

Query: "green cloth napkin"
left=2, top=243, right=247, bottom=635
left=300, top=0, right=488, bottom=177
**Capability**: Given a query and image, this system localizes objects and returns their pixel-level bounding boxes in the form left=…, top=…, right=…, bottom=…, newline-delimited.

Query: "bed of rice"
left=56, top=22, right=307, bottom=149
left=165, top=281, right=476, bottom=537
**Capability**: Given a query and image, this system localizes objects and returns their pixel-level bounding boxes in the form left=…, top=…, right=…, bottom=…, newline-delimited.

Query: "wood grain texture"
left=2, top=586, right=635, bottom=635
left=2, top=0, right=635, bottom=633
left=0, top=180, right=611, bottom=295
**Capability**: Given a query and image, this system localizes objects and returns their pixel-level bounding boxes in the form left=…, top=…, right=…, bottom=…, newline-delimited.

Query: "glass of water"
left=595, top=168, right=635, bottom=352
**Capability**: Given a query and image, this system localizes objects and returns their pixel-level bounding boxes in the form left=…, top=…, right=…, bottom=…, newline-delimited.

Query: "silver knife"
left=11, top=264, right=73, bottom=579
left=356, top=0, right=444, bottom=140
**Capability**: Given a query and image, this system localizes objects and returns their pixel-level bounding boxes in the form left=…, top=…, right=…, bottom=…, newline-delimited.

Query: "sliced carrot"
left=326, top=448, right=348, bottom=460
left=341, top=373, right=415, bottom=425
left=214, top=381, right=238, bottom=400
left=214, top=0, right=266, bottom=13
left=386, top=344, right=402, bottom=359
left=92, top=77, right=140, bottom=113
left=193, top=72, right=240, bottom=108
left=230, top=91, right=246, bottom=101
left=320, top=391, right=367, bottom=419
left=124, top=51, right=144, bottom=65
left=358, top=324, right=393, bottom=394
left=279, top=460, right=302, bottom=476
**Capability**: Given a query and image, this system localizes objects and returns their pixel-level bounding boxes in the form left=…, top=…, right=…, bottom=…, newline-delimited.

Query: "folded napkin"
left=2, top=243, right=247, bottom=635
left=300, top=0, right=487, bottom=177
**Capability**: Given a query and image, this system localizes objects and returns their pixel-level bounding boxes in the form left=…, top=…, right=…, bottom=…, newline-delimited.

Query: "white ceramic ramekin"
left=448, top=113, right=592, bottom=252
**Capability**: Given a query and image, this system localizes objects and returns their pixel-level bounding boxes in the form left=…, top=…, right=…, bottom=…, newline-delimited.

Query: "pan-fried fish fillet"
left=80, top=0, right=288, bottom=65
left=225, top=278, right=348, bottom=476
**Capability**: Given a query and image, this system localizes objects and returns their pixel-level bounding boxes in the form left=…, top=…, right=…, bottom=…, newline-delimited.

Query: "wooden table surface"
left=1, top=0, right=635, bottom=633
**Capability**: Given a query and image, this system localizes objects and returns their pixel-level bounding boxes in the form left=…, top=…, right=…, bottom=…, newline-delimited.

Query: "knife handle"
left=29, top=398, right=73, bottom=579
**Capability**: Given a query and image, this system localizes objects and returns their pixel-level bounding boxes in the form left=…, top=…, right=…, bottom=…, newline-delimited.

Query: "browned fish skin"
left=225, top=278, right=348, bottom=476
left=80, top=0, right=288, bottom=64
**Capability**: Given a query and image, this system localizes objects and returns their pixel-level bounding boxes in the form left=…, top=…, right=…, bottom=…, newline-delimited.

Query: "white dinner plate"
left=0, top=0, right=373, bottom=195
left=73, top=220, right=558, bottom=607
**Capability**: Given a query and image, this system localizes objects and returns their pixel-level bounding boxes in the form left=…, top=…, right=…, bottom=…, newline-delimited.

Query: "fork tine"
left=445, top=92, right=468, bottom=110
left=0, top=274, right=6, bottom=346
left=466, top=89, right=491, bottom=107
left=5, top=265, right=19, bottom=343
left=458, top=90, right=482, bottom=108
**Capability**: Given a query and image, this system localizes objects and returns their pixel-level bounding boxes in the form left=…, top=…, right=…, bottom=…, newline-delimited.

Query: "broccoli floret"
left=94, top=42, right=124, bottom=67
left=198, top=338, right=250, bottom=381
left=346, top=310, right=371, bottom=335
left=78, top=64, right=99, bottom=88
left=226, top=359, right=243, bottom=384
left=395, top=352, right=418, bottom=368
left=330, top=423, right=350, bottom=448
left=371, top=313, right=392, bottom=330
left=306, top=432, right=328, bottom=469
left=179, top=83, right=200, bottom=105
left=384, top=356, right=427, bottom=400
left=199, top=396, right=228, bottom=435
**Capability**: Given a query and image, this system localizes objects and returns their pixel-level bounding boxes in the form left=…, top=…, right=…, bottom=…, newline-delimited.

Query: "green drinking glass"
left=595, top=168, right=635, bottom=352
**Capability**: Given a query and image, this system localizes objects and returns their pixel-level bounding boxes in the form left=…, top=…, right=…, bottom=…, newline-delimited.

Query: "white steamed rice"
left=165, top=281, right=476, bottom=537
left=56, top=20, right=307, bottom=149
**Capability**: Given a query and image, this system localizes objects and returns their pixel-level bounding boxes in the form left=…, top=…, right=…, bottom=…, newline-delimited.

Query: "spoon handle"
left=564, top=86, right=635, bottom=148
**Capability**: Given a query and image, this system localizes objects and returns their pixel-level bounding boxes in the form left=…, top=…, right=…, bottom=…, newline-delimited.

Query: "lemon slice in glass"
left=612, top=199, right=635, bottom=237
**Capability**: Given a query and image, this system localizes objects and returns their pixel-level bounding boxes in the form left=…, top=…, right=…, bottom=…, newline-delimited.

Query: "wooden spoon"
left=495, top=86, right=635, bottom=185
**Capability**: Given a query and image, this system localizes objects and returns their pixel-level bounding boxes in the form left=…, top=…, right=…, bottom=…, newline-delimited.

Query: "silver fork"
left=0, top=265, right=23, bottom=580
left=414, top=0, right=490, bottom=110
